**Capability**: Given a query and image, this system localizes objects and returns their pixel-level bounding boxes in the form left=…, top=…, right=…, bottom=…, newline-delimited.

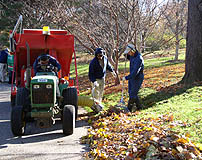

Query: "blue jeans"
left=128, top=74, right=144, bottom=99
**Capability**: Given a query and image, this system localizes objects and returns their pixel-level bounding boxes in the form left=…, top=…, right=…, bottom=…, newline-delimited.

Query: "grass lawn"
left=74, top=49, right=202, bottom=158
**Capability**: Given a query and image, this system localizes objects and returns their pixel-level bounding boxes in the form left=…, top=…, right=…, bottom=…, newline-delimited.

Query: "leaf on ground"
left=82, top=106, right=202, bottom=159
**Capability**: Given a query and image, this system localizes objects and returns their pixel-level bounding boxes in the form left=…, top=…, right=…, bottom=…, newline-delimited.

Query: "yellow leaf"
left=172, top=149, right=178, bottom=155
left=88, top=134, right=93, bottom=138
left=146, top=127, right=153, bottom=131
left=177, top=138, right=188, bottom=144
left=143, top=143, right=150, bottom=148
left=195, top=143, right=202, bottom=151
left=168, top=114, right=174, bottom=121
left=121, top=151, right=127, bottom=155
left=192, top=147, right=201, bottom=156
left=185, top=132, right=190, bottom=138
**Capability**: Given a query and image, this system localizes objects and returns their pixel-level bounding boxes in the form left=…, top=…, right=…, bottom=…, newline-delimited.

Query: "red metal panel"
left=23, top=29, right=68, bottom=35
left=13, top=29, right=75, bottom=88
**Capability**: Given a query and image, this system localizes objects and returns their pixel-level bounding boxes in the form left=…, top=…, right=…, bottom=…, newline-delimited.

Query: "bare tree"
left=47, top=0, right=163, bottom=84
left=162, top=0, right=188, bottom=61
left=1, top=0, right=165, bottom=84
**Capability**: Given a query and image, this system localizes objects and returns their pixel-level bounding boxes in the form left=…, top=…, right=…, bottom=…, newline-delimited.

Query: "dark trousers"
left=127, top=73, right=144, bottom=111
left=128, top=74, right=144, bottom=99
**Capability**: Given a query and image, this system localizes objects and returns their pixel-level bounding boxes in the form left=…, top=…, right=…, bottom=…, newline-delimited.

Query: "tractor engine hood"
left=31, top=75, right=58, bottom=106
left=31, top=74, right=58, bottom=84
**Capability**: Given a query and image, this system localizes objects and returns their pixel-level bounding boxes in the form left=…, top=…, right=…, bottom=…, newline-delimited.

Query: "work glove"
left=94, top=81, right=99, bottom=87
left=122, top=77, right=126, bottom=81
left=112, top=70, right=116, bottom=77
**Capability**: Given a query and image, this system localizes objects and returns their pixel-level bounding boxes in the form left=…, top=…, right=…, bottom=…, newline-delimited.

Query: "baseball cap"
left=40, top=54, right=49, bottom=61
left=124, top=44, right=135, bottom=54
left=95, top=48, right=105, bottom=56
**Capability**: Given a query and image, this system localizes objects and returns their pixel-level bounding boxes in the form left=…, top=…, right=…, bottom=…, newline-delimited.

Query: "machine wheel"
left=63, top=105, right=75, bottom=135
left=11, top=105, right=26, bottom=136
left=16, top=87, right=30, bottom=106
left=11, top=96, right=16, bottom=107
left=62, top=87, right=78, bottom=119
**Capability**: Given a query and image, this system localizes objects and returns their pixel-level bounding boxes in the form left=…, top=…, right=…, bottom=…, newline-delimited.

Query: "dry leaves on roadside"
left=81, top=107, right=202, bottom=160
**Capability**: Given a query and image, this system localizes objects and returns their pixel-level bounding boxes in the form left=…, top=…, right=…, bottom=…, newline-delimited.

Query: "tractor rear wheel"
left=63, top=105, right=75, bottom=135
left=62, top=87, right=78, bottom=119
left=11, top=105, right=26, bottom=136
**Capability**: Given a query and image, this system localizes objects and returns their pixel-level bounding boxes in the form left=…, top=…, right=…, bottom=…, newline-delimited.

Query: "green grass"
left=75, top=48, right=202, bottom=145
left=138, top=86, right=202, bottom=144
left=100, top=83, right=202, bottom=145
left=71, top=63, right=89, bottom=76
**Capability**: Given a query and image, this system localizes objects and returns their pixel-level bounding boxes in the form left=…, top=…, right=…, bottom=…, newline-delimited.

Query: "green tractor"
left=10, top=17, right=79, bottom=136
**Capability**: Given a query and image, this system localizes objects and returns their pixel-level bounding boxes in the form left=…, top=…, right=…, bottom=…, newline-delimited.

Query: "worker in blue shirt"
left=0, top=48, right=9, bottom=82
left=89, top=48, right=116, bottom=109
left=33, top=53, right=62, bottom=99
left=122, top=44, right=144, bottom=111
left=33, top=53, right=61, bottom=75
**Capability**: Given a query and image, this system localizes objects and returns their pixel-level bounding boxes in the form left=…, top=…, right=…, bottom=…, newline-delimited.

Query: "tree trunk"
left=174, top=8, right=180, bottom=61
left=108, top=51, right=120, bottom=85
left=174, top=38, right=179, bottom=61
left=181, top=0, right=202, bottom=84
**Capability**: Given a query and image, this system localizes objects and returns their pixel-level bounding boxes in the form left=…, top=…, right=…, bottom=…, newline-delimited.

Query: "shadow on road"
left=0, top=117, right=89, bottom=147
left=0, top=100, right=89, bottom=149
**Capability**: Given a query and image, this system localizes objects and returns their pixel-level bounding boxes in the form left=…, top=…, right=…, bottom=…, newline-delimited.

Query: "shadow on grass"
left=141, top=81, right=202, bottom=109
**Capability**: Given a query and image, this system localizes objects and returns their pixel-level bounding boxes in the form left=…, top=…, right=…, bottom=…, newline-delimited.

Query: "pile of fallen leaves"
left=81, top=107, right=202, bottom=160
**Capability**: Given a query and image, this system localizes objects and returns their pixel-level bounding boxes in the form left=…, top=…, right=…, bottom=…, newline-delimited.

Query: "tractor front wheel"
left=16, top=87, right=30, bottom=106
left=11, top=106, right=26, bottom=136
left=62, top=105, right=75, bottom=136
left=62, top=88, right=78, bottom=119
left=11, top=96, right=16, bottom=107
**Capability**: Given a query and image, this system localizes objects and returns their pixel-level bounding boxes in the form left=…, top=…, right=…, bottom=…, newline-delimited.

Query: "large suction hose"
left=78, top=96, right=94, bottom=107
left=78, top=95, right=103, bottom=113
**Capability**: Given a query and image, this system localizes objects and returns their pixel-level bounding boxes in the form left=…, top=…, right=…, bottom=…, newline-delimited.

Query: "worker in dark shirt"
left=33, top=53, right=62, bottom=99
left=89, top=48, right=116, bottom=103
left=122, top=44, right=144, bottom=111
left=0, top=48, right=9, bottom=82
left=89, top=48, right=116, bottom=112
left=33, top=53, right=61, bottom=75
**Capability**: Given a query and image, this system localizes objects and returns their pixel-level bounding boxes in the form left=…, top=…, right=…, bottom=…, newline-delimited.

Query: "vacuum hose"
left=78, top=96, right=94, bottom=107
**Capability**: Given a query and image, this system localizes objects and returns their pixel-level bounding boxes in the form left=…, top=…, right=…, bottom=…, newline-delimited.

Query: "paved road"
left=0, top=83, right=89, bottom=160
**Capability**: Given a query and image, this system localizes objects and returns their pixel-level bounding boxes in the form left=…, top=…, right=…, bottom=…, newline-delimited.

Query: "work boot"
left=127, top=98, right=137, bottom=112
left=134, top=97, right=143, bottom=110
left=91, top=104, right=103, bottom=113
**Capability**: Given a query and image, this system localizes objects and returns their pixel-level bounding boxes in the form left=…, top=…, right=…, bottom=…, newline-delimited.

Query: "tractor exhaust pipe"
left=26, top=42, right=31, bottom=88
